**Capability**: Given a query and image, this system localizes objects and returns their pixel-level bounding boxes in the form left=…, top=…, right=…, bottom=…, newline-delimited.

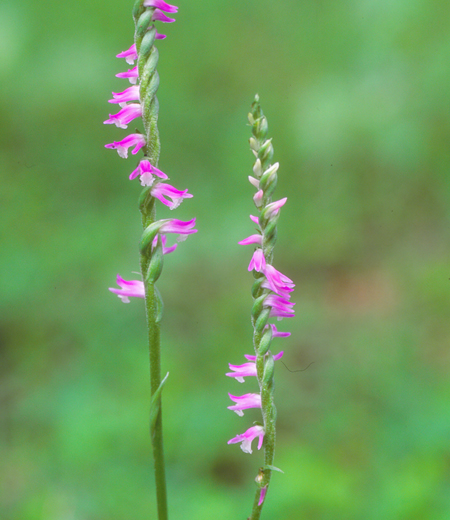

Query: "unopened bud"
left=136, top=9, right=154, bottom=39
left=140, top=27, right=156, bottom=58
left=263, top=354, right=275, bottom=384
left=146, top=238, right=164, bottom=283
left=253, top=116, right=268, bottom=139
left=249, top=137, right=259, bottom=152
left=257, top=139, right=274, bottom=164
left=253, top=158, right=262, bottom=178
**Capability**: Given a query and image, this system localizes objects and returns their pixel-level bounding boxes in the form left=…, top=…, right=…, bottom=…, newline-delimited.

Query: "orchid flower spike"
left=226, top=97, right=295, bottom=516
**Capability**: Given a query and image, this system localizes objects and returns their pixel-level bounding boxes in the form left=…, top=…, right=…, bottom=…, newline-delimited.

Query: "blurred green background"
left=2, top=0, right=450, bottom=518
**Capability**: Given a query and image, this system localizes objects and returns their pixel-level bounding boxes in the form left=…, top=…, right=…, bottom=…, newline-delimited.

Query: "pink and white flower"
left=158, top=218, right=197, bottom=239
left=152, top=9, right=175, bottom=22
left=129, top=160, right=169, bottom=186
left=263, top=197, right=287, bottom=219
left=151, top=183, right=193, bottom=210
left=227, top=393, right=261, bottom=416
left=226, top=361, right=256, bottom=382
left=264, top=294, right=295, bottom=319
left=238, top=234, right=262, bottom=246
left=253, top=189, right=264, bottom=207
left=152, top=234, right=177, bottom=255
left=266, top=324, right=291, bottom=338
left=104, top=103, right=142, bottom=129
left=105, top=133, right=146, bottom=158
left=109, top=85, right=140, bottom=106
left=248, top=248, right=266, bottom=272
left=228, top=425, right=265, bottom=454
left=262, top=264, right=295, bottom=298
left=227, top=352, right=284, bottom=382
left=116, top=66, right=139, bottom=84
left=109, top=275, right=144, bottom=303
left=116, top=43, right=138, bottom=65
left=144, top=0, right=178, bottom=13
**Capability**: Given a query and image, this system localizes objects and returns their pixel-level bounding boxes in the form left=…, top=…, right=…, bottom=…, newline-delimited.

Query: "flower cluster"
left=227, top=97, right=295, bottom=512
left=106, top=0, right=197, bottom=300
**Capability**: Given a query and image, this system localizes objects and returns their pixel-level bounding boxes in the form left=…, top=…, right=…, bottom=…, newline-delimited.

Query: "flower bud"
left=136, top=9, right=154, bottom=39
left=257, top=139, right=274, bottom=164
left=253, top=116, right=268, bottom=140
left=263, top=354, right=275, bottom=385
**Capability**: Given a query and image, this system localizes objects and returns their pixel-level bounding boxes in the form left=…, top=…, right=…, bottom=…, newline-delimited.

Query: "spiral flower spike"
left=227, top=96, right=294, bottom=520
left=106, top=3, right=196, bottom=520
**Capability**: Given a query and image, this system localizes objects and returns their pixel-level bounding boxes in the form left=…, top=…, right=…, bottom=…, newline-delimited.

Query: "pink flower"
left=144, top=0, right=178, bottom=13
left=109, top=86, right=140, bottom=106
left=104, top=103, right=142, bottom=129
left=109, top=275, right=144, bottom=303
left=152, top=234, right=177, bottom=255
left=262, top=264, right=295, bottom=298
left=238, top=234, right=262, bottom=246
left=267, top=324, right=291, bottom=338
left=253, top=189, right=264, bottom=207
left=116, top=66, right=139, bottom=84
left=249, top=214, right=259, bottom=224
left=158, top=218, right=197, bottom=239
left=129, top=160, right=169, bottom=186
left=151, top=183, right=193, bottom=210
left=227, top=393, right=261, bottom=416
left=227, top=352, right=284, bottom=382
left=116, top=43, right=138, bottom=65
left=228, top=425, right=265, bottom=454
left=248, top=248, right=266, bottom=272
left=264, top=197, right=287, bottom=219
left=264, top=294, right=295, bottom=319
left=152, top=9, right=175, bottom=22
left=258, top=486, right=267, bottom=506
left=226, top=362, right=256, bottom=382
left=105, top=133, right=146, bottom=158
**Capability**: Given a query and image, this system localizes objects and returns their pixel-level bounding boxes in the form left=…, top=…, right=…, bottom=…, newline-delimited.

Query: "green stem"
left=141, top=256, right=169, bottom=520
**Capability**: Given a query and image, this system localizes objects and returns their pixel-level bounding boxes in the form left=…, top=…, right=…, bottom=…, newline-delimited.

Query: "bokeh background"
left=2, top=0, right=450, bottom=518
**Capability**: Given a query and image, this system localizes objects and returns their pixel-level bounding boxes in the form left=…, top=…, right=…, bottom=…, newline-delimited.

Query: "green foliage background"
left=2, top=0, right=450, bottom=518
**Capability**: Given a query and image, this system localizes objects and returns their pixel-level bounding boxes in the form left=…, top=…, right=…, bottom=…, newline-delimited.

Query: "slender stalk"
left=108, top=3, right=192, bottom=519
left=134, top=1, right=166, bottom=517
left=142, top=274, right=168, bottom=520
